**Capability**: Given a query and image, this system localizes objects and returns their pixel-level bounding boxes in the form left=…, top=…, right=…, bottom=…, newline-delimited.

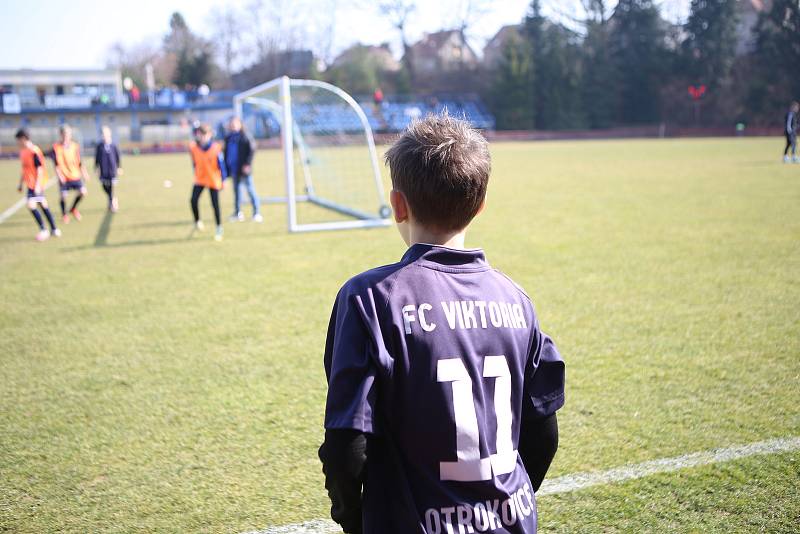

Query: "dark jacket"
left=223, top=130, right=256, bottom=177
left=786, top=111, right=797, bottom=136
left=95, top=142, right=121, bottom=179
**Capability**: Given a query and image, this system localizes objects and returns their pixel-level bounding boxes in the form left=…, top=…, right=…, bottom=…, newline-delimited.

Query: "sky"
left=0, top=0, right=690, bottom=70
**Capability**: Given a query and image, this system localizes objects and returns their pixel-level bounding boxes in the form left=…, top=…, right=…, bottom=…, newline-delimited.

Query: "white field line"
left=242, top=436, right=800, bottom=534
left=0, top=179, right=57, bottom=225
left=537, top=435, right=800, bottom=496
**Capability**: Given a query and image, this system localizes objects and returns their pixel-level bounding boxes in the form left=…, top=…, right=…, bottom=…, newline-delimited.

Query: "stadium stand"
left=246, top=94, right=495, bottom=138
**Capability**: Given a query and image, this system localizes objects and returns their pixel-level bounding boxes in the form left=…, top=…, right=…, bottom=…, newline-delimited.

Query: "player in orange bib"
left=51, top=124, right=89, bottom=224
left=15, top=129, right=60, bottom=241
left=189, top=123, right=227, bottom=241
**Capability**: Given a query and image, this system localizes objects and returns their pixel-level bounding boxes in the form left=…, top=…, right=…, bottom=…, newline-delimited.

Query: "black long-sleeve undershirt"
left=318, top=429, right=366, bottom=534
left=518, top=411, right=559, bottom=492
left=319, top=411, right=559, bottom=533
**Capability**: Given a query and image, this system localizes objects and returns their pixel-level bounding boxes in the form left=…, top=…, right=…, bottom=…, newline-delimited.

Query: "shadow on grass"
left=62, top=226, right=274, bottom=252
left=0, top=219, right=37, bottom=229
left=94, top=211, right=114, bottom=247
left=0, top=236, right=37, bottom=244
left=741, top=160, right=792, bottom=167
left=127, top=220, right=194, bottom=229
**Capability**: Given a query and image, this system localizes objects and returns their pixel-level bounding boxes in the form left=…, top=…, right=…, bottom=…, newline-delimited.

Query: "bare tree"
left=377, top=0, right=417, bottom=80
left=308, top=0, right=339, bottom=66
left=245, top=0, right=284, bottom=61
left=452, top=0, right=492, bottom=35
left=207, top=5, right=243, bottom=80
left=106, top=40, right=173, bottom=88
left=536, top=0, right=613, bottom=33
left=243, top=0, right=313, bottom=61
left=450, top=0, right=492, bottom=68
left=579, top=0, right=611, bottom=24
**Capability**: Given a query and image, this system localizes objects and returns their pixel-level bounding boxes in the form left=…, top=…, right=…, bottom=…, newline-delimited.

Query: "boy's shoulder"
left=491, top=267, right=534, bottom=304
left=338, top=259, right=413, bottom=302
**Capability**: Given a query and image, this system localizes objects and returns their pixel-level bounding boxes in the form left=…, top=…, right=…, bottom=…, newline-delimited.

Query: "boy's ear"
left=390, top=189, right=409, bottom=224
left=475, top=198, right=486, bottom=216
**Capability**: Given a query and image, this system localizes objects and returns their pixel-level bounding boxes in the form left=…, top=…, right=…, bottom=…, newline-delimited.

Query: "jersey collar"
left=401, top=243, right=489, bottom=272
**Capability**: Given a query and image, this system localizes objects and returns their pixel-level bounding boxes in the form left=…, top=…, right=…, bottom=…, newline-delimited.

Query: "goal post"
left=234, top=76, right=392, bottom=233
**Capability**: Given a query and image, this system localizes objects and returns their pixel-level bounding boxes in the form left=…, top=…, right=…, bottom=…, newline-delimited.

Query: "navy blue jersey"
left=95, top=142, right=121, bottom=179
left=324, top=244, right=565, bottom=534
left=786, top=111, right=797, bottom=136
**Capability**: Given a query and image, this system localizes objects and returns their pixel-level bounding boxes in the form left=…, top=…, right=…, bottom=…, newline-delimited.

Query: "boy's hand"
left=118, top=168, right=124, bottom=176
left=242, top=164, right=251, bottom=175
left=17, top=184, right=22, bottom=193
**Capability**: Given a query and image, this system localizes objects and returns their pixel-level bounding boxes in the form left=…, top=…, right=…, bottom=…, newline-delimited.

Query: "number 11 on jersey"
left=437, top=355, right=518, bottom=482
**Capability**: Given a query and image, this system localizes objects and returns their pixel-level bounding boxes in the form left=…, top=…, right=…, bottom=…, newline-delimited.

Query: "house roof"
left=485, top=25, right=521, bottom=50
left=410, top=29, right=476, bottom=59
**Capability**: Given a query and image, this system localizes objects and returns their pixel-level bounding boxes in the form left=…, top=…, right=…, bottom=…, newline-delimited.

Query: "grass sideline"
left=1, top=138, right=799, bottom=533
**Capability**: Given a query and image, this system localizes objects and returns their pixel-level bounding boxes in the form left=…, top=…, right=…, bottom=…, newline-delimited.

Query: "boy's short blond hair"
left=195, top=123, right=213, bottom=135
left=384, top=114, right=491, bottom=232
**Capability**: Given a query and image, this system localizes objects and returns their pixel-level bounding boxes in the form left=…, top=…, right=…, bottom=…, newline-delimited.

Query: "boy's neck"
left=407, top=225, right=467, bottom=250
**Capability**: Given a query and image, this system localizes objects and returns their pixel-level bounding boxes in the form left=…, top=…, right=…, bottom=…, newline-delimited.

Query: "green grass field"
left=1, top=138, right=799, bottom=533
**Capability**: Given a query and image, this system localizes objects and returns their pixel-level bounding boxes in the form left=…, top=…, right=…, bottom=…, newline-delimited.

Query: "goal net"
left=234, top=77, right=391, bottom=232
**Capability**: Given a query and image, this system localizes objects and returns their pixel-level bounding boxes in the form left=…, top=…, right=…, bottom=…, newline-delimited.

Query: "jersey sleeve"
left=217, top=149, right=228, bottom=179
left=523, top=318, right=565, bottom=419
left=323, top=286, right=379, bottom=434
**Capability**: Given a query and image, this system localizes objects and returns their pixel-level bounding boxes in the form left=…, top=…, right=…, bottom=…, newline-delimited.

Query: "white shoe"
left=214, top=226, right=224, bottom=241
left=793, top=157, right=799, bottom=164
left=784, top=156, right=791, bottom=163
left=253, top=213, right=263, bottom=223
left=195, top=221, right=205, bottom=231
left=35, top=229, right=50, bottom=242
left=51, top=228, right=62, bottom=237
left=228, top=212, right=244, bottom=222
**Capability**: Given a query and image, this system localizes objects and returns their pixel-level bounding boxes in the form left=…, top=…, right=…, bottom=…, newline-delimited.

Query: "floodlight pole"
left=280, top=76, right=297, bottom=232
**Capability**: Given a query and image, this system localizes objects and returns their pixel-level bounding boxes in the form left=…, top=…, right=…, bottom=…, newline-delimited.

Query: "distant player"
left=784, top=101, right=798, bottom=163
left=95, top=126, right=123, bottom=212
left=51, top=124, right=89, bottom=223
left=224, top=117, right=262, bottom=223
left=15, top=129, right=60, bottom=241
left=319, top=114, right=565, bottom=534
left=189, top=123, right=227, bottom=241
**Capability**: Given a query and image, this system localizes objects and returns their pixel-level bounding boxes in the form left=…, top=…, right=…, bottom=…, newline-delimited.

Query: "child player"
left=319, top=114, right=566, bottom=534
left=189, top=123, right=227, bottom=241
left=51, top=124, right=90, bottom=223
left=15, top=129, right=60, bottom=241
left=95, top=126, right=123, bottom=212
left=784, top=101, right=798, bottom=164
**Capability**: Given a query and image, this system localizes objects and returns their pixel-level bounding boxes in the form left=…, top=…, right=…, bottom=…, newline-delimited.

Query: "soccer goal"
left=234, top=76, right=391, bottom=233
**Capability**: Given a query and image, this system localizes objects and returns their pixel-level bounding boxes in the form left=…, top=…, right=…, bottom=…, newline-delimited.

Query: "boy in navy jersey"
left=95, top=126, right=123, bottom=212
left=784, top=101, right=798, bottom=163
left=319, top=114, right=565, bottom=534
